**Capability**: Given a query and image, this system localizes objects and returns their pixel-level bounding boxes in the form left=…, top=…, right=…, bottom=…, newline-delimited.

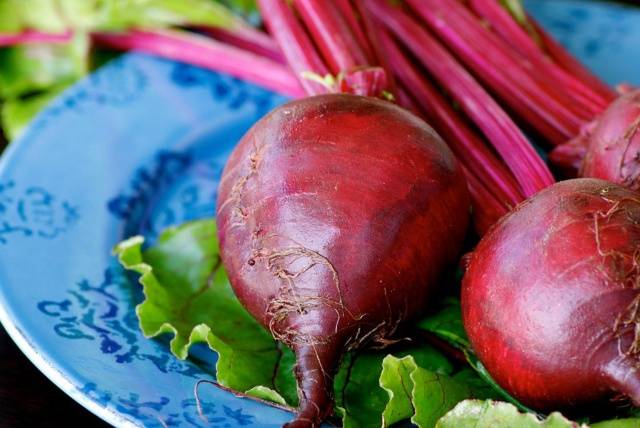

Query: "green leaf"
left=380, top=355, right=490, bottom=428
left=114, top=220, right=289, bottom=393
left=380, top=355, right=418, bottom=426
left=0, top=0, right=242, bottom=33
left=412, top=368, right=477, bottom=427
left=0, top=33, right=89, bottom=98
left=337, top=345, right=453, bottom=428
left=0, top=0, right=248, bottom=137
left=418, top=297, right=469, bottom=350
left=451, top=368, right=500, bottom=400
left=218, top=0, right=257, bottom=14
left=54, top=0, right=103, bottom=29
left=1, top=86, right=65, bottom=140
left=334, top=352, right=388, bottom=428
left=12, top=0, right=68, bottom=33
left=0, top=1, right=23, bottom=32
left=435, top=400, right=586, bottom=428
left=216, top=0, right=259, bottom=24
left=245, top=386, right=288, bottom=406
left=0, top=0, right=96, bottom=32
left=93, top=0, right=241, bottom=31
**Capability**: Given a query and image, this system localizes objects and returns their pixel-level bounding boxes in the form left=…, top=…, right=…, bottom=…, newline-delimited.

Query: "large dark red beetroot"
left=551, top=89, right=640, bottom=188
left=217, top=94, right=470, bottom=426
left=463, top=178, right=640, bottom=410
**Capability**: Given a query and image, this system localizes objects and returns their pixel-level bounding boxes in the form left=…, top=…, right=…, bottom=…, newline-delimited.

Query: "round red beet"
left=217, top=94, right=470, bottom=426
left=551, top=90, right=640, bottom=187
left=580, top=90, right=640, bottom=190
left=463, top=178, right=640, bottom=411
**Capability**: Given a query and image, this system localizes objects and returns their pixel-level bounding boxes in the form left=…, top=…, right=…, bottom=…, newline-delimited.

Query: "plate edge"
left=0, top=301, right=139, bottom=428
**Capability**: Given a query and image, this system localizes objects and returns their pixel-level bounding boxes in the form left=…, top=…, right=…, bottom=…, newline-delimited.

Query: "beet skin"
left=217, top=94, right=470, bottom=427
left=463, top=178, right=640, bottom=411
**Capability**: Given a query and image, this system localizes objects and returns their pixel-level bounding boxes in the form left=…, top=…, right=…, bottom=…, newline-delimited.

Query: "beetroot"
left=551, top=90, right=640, bottom=189
left=217, top=94, right=470, bottom=426
left=463, top=178, right=640, bottom=410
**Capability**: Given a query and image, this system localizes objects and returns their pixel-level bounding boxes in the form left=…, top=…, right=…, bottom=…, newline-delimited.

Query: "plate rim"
left=0, top=301, right=135, bottom=427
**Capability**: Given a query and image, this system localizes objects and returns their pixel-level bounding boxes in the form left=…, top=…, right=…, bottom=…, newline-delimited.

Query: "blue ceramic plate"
left=0, top=1, right=638, bottom=426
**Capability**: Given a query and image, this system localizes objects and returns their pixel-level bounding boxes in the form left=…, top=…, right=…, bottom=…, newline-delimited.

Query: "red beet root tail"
left=285, top=342, right=341, bottom=428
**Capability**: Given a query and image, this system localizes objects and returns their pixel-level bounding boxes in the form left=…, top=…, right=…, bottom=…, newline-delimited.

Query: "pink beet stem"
left=463, top=165, right=512, bottom=235
left=437, top=0, right=601, bottom=124
left=0, top=29, right=73, bottom=46
left=333, top=0, right=375, bottom=63
left=381, top=29, right=523, bottom=209
left=529, top=16, right=618, bottom=103
left=407, top=0, right=590, bottom=145
left=293, top=0, right=369, bottom=74
left=92, top=29, right=305, bottom=97
left=198, top=25, right=285, bottom=63
left=468, top=0, right=609, bottom=114
left=394, top=84, right=421, bottom=116
left=257, top=0, right=331, bottom=95
left=370, top=0, right=554, bottom=197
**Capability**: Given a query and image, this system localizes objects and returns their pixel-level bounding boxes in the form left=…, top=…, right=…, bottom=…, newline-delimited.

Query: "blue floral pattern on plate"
left=0, top=181, right=78, bottom=243
left=0, top=1, right=638, bottom=426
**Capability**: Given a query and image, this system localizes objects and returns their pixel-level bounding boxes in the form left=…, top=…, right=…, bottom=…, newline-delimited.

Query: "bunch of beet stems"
left=257, top=0, right=554, bottom=234
left=399, top=0, right=617, bottom=167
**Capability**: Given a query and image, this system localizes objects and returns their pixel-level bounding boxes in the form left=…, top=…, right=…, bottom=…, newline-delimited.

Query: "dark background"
left=0, top=0, right=638, bottom=426
left=0, top=328, right=109, bottom=427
